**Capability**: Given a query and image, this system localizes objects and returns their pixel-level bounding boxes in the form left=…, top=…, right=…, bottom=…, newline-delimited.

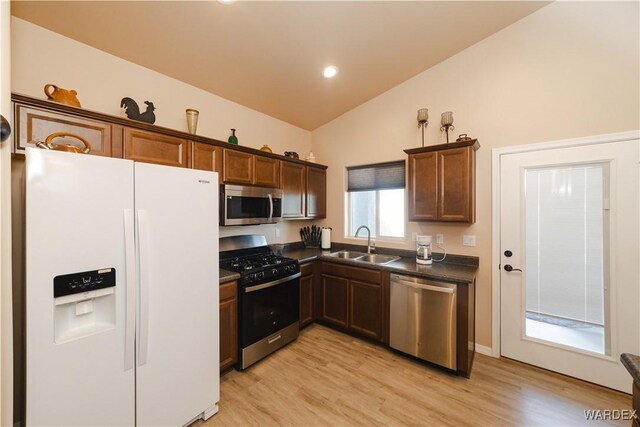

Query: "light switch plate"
left=436, top=234, right=444, bottom=244
left=463, top=235, right=476, bottom=247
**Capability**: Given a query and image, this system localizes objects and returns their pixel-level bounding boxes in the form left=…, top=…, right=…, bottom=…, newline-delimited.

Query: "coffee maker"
left=416, top=235, right=433, bottom=265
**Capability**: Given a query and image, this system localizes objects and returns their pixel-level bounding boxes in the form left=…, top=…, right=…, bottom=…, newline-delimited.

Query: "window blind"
left=346, top=160, right=406, bottom=192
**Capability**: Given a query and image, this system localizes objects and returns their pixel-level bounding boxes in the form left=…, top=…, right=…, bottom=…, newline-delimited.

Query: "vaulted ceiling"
left=12, top=1, right=549, bottom=130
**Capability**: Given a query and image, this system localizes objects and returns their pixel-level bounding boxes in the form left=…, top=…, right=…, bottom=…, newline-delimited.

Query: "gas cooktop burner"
left=221, top=253, right=296, bottom=274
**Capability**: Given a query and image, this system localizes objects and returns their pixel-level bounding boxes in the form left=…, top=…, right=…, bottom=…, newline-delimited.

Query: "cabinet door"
left=15, top=104, right=114, bottom=157
left=299, top=274, right=314, bottom=328
left=306, top=167, right=326, bottom=219
left=254, top=156, right=280, bottom=187
left=438, top=147, right=472, bottom=222
left=349, top=280, right=382, bottom=340
left=321, top=274, right=349, bottom=328
left=281, top=161, right=306, bottom=218
left=219, top=281, right=238, bottom=372
left=123, top=128, right=189, bottom=167
left=408, top=151, right=438, bottom=221
left=192, top=142, right=222, bottom=174
left=223, top=149, right=254, bottom=185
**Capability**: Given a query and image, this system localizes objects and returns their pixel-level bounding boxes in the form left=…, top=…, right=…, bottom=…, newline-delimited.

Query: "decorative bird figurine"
left=120, top=97, right=156, bottom=124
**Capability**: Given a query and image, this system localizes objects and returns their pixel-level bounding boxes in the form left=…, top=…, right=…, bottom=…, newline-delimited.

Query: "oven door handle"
left=244, top=272, right=301, bottom=293
left=267, top=193, right=273, bottom=223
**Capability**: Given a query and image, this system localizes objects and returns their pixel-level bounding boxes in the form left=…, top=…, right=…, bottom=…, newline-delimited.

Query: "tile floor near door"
left=200, top=324, right=630, bottom=427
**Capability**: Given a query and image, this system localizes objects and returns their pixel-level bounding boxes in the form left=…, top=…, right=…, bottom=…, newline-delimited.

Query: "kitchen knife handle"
left=136, top=209, right=150, bottom=367
left=123, top=209, right=136, bottom=371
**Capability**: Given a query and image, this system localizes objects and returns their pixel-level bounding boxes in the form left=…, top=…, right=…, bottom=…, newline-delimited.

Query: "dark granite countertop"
left=219, top=243, right=478, bottom=285
left=621, top=353, right=640, bottom=383
left=281, top=244, right=478, bottom=284
left=219, top=269, right=240, bottom=284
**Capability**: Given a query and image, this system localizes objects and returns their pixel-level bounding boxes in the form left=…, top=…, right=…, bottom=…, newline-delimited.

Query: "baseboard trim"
left=475, top=344, right=495, bottom=357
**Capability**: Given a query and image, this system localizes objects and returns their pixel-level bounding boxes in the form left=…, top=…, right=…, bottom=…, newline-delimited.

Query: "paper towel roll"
left=321, top=228, right=331, bottom=250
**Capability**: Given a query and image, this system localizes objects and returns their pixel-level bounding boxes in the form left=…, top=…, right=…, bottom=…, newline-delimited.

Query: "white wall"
left=11, top=17, right=315, bottom=244
left=311, top=1, right=640, bottom=347
left=0, top=1, right=13, bottom=425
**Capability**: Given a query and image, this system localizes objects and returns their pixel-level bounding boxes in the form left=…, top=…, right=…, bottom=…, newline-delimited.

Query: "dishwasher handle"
left=391, top=275, right=455, bottom=294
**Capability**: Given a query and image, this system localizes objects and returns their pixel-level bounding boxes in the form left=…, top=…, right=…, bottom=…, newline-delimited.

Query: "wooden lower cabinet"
left=319, top=262, right=386, bottom=342
left=349, top=280, right=383, bottom=340
left=219, top=281, right=238, bottom=372
left=124, top=128, right=190, bottom=167
left=299, top=262, right=315, bottom=328
left=320, top=274, right=349, bottom=328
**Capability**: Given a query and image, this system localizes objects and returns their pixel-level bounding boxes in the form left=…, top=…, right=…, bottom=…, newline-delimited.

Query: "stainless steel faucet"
left=355, top=225, right=373, bottom=254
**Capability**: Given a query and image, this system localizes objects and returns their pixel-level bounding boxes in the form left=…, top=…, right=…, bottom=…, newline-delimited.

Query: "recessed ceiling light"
left=218, top=0, right=236, bottom=4
left=323, top=66, right=338, bottom=79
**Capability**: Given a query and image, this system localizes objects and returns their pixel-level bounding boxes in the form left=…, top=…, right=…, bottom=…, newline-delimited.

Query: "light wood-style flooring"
left=200, top=324, right=631, bottom=426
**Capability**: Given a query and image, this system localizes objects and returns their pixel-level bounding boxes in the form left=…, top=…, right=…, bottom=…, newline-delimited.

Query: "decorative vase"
left=228, top=128, right=238, bottom=145
left=260, top=144, right=272, bottom=153
left=186, top=109, right=199, bottom=134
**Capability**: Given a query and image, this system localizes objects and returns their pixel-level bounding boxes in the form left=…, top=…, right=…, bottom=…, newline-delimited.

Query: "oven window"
left=240, top=278, right=300, bottom=347
left=226, top=196, right=271, bottom=219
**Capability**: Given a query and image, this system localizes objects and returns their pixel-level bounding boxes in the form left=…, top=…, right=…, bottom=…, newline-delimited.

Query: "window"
left=346, top=161, right=405, bottom=239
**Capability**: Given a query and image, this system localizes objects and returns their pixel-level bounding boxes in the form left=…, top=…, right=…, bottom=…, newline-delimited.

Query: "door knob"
left=504, top=264, right=522, bottom=272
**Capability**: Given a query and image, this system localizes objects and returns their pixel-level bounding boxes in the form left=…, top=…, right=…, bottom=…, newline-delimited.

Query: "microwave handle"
left=268, top=193, right=273, bottom=223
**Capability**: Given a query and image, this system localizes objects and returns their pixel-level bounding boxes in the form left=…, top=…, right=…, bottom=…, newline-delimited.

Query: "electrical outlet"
left=412, top=232, right=418, bottom=242
left=275, top=227, right=280, bottom=238
left=436, top=234, right=444, bottom=244
left=463, top=235, right=476, bottom=247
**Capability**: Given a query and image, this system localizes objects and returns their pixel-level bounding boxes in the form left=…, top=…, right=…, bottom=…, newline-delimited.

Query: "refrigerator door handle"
left=123, top=209, right=136, bottom=371
left=137, top=209, right=150, bottom=366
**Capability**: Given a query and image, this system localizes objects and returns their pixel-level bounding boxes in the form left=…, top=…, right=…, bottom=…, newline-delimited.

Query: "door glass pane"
left=524, top=164, right=608, bottom=355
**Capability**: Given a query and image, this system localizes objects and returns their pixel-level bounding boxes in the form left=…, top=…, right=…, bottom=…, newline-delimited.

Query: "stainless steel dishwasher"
left=389, top=273, right=457, bottom=369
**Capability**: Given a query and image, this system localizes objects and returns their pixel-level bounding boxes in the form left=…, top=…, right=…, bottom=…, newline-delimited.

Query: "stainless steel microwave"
left=220, top=184, right=283, bottom=226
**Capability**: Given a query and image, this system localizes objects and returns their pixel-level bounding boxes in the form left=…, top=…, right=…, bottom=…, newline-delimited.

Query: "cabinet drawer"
left=321, top=262, right=382, bottom=283
left=14, top=104, right=114, bottom=157
left=220, top=281, right=237, bottom=301
left=300, top=262, right=315, bottom=277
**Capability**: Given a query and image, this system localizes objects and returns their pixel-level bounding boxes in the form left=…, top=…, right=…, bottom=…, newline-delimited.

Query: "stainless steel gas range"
left=219, top=235, right=300, bottom=369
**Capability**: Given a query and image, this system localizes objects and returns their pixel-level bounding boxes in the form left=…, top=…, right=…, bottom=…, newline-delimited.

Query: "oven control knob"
left=257, top=272, right=265, bottom=281
left=272, top=268, right=278, bottom=276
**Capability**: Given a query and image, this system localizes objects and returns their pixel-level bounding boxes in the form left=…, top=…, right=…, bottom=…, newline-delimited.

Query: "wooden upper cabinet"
left=14, top=104, right=116, bottom=157
left=124, top=128, right=190, bottom=168
left=306, top=167, right=327, bottom=219
left=223, top=149, right=254, bottom=184
left=254, top=156, right=280, bottom=187
left=405, top=140, right=479, bottom=223
left=192, top=142, right=222, bottom=174
left=281, top=161, right=306, bottom=218
left=439, top=147, right=472, bottom=222
left=408, top=151, right=438, bottom=221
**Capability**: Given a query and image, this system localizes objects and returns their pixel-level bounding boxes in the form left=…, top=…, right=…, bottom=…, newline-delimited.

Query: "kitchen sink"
left=328, top=251, right=400, bottom=265
left=356, top=254, right=401, bottom=265
left=329, top=250, right=367, bottom=259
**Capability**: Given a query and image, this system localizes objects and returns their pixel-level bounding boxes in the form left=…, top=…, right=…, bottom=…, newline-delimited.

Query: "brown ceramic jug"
left=44, top=84, right=81, bottom=107
left=35, top=132, right=91, bottom=154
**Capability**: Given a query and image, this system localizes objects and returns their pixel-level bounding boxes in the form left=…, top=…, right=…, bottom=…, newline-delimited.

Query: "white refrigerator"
left=25, top=148, right=220, bottom=426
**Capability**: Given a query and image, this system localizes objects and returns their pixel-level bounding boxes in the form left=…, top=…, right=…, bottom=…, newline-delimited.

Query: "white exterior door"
left=134, top=163, right=219, bottom=426
left=500, top=139, right=639, bottom=392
